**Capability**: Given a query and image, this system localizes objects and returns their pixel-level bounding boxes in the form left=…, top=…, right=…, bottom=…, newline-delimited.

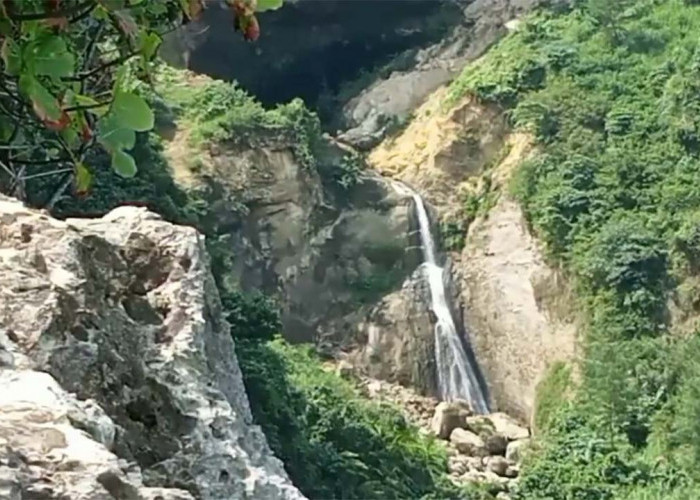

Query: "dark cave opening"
left=187, top=0, right=461, bottom=123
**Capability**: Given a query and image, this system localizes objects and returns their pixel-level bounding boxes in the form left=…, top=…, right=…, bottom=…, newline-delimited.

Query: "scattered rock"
left=489, top=412, right=530, bottom=441
left=506, top=438, right=531, bottom=463
left=450, top=428, right=488, bottom=456
left=466, top=415, right=497, bottom=435
left=431, top=401, right=470, bottom=439
left=465, top=456, right=485, bottom=472
left=485, top=456, right=510, bottom=477
left=448, top=456, right=469, bottom=476
left=351, top=372, right=522, bottom=490
left=505, top=465, right=520, bottom=479
left=335, top=360, right=354, bottom=378
left=484, top=433, right=509, bottom=456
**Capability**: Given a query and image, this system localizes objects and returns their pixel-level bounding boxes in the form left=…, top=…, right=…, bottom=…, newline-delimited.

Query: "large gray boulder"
left=431, top=401, right=471, bottom=439
left=0, top=196, right=304, bottom=499
left=449, top=428, right=488, bottom=457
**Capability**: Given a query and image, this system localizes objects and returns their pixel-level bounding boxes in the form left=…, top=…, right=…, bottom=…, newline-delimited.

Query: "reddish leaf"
left=114, top=10, right=138, bottom=42
left=43, top=109, right=71, bottom=131
left=231, top=0, right=260, bottom=41
left=231, top=0, right=254, bottom=20
left=44, top=16, right=69, bottom=30
left=243, top=15, right=259, bottom=41
left=80, top=118, right=93, bottom=142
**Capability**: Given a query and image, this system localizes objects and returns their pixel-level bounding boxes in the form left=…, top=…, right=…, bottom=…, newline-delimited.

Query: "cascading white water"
left=396, top=183, right=489, bottom=414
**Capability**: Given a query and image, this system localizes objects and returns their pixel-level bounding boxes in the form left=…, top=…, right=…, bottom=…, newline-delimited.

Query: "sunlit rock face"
left=0, top=196, right=304, bottom=500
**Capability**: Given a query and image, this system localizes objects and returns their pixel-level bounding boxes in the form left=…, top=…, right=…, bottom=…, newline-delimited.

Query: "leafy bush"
left=235, top=338, right=474, bottom=499
left=154, top=67, right=323, bottom=170
left=221, top=289, right=281, bottom=343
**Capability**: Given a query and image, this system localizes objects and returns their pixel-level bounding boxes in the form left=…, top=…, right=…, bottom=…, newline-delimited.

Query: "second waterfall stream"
left=396, top=182, right=489, bottom=413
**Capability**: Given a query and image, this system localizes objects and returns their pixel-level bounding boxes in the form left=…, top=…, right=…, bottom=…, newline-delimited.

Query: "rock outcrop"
left=0, top=196, right=303, bottom=499
left=348, top=266, right=438, bottom=394
left=166, top=123, right=446, bottom=394
left=341, top=0, right=561, bottom=149
left=458, top=195, right=578, bottom=422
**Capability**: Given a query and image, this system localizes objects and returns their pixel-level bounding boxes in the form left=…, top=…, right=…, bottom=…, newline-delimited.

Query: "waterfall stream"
left=394, top=182, right=489, bottom=414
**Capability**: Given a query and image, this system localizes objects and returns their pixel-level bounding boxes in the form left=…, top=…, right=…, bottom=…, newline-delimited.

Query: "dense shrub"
left=449, top=0, right=700, bottom=497
left=235, top=338, right=475, bottom=499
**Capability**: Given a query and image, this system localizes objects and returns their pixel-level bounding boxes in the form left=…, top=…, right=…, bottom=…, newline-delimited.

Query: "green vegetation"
left=440, top=173, right=499, bottom=252
left=235, top=338, right=464, bottom=499
left=533, top=361, right=572, bottom=433
left=0, top=0, right=282, bottom=198
left=448, top=0, right=700, bottom=497
left=155, top=67, right=320, bottom=163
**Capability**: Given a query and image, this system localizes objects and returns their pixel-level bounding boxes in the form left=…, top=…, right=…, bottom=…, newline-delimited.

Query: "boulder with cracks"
left=0, top=196, right=304, bottom=500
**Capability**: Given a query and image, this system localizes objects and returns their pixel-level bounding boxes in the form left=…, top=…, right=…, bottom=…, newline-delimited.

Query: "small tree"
left=0, top=0, right=281, bottom=203
left=583, top=0, right=634, bottom=44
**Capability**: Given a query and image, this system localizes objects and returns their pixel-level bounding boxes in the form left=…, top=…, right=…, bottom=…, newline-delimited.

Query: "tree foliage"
left=0, top=0, right=281, bottom=202
left=233, top=333, right=482, bottom=500
left=450, top=0, right=700, bottom=497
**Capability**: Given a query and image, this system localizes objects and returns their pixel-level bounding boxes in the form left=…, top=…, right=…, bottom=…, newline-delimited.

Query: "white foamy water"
left=396, top=182, right=489, bottom=413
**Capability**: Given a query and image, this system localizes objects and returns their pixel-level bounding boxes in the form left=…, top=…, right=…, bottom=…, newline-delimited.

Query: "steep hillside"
left=369, top=86, right=578, bottom=423
left=439, top=0, right=700, bottom=497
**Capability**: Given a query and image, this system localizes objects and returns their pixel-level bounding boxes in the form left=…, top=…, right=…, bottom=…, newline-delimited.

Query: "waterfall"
left=395, top=182, right=489, bottom=414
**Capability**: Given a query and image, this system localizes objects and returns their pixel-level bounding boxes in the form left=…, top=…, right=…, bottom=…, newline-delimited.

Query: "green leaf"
left=71, top=93, right=109, bottom=117
left=110, top=91, right=154, bottom=132
left=111, top=150, right=137, bottom=178
left=139, top=31, right=162, bottom=60
left=98, top=114, right=136, bottom=152
left=1, top=38, right=21, bottom=76
left=61, top=127, right=79, bottom=147
left=97, top=0, right=127, bottom=11
left=19, top=74, right=62, bottom=121
left=74, top=162, right=92, bottom=194
left=25, top=35, right=74, bottom=78
left=113, top=65, right=129, bottom=92
left=256, top=0, right=283, bottom=12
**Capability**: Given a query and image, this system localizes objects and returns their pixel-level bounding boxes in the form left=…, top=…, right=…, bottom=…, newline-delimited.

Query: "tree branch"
left=6, top=1, right=95, bottom=21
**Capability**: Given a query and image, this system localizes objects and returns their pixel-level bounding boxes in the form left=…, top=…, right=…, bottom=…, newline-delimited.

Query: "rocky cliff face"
left=339, top=0, right=559, bottom=149
left=369, top=87, right=578, bottom=422
left=166, top=126, right=447, bottom=393
left=0, top=196, right=303, bottom=499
